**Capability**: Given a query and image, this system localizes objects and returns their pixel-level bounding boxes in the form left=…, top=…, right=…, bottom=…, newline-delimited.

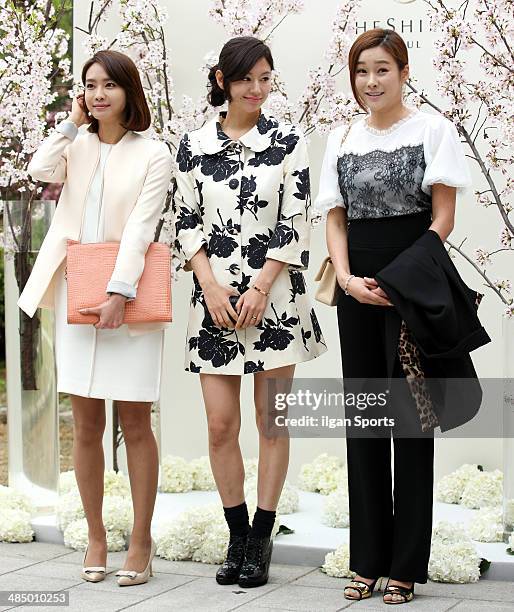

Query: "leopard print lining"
left=397, top=321, right=439, bottom=432
left=397, top=292, right=484, bottom=432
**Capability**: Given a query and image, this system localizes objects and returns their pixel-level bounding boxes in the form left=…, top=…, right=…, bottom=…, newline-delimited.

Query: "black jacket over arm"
left=376, top=229, right=491, bottom=432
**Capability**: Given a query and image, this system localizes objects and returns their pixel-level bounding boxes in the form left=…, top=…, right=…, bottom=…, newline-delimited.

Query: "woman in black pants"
left=315, top=29, right=473, bottom=604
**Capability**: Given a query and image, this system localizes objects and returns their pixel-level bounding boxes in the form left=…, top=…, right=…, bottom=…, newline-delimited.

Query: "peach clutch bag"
left=66, top=240, right=172, bottom=324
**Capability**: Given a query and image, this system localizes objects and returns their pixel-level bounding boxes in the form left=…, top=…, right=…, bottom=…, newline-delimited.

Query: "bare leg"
left=117, top=401, right=158, bottom=572
left=71, top=395, right=107, bottom=567
left=253, top=365, right=294, bottom=511
left=200, top=374, right=244, bottom=507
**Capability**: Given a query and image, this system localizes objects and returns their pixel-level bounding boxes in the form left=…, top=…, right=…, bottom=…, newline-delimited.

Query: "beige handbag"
left=314, top=256, right=339, bottom=306
left=314, top=119, right=354, bottom=307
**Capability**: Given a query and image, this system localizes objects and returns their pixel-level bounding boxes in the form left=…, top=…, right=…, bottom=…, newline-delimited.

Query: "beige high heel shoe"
left=116, top=539, right=156, bottom=587
left=81, top=546, right=106, bottom=583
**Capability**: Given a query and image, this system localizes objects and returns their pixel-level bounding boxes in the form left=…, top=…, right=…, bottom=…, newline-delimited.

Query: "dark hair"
left=81, top=50, right=151, bottom=133
left=207, top=36, right=274, bottom=107
left=348, top=29, right=409, bottom=111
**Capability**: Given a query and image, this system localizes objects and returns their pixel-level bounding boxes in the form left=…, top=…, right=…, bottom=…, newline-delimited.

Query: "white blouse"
left=314, top=109, right=472, bottom=220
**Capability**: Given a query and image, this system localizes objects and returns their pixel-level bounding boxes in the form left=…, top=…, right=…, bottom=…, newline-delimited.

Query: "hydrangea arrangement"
left=56, top=472, right=133, bottom=550
left=0, top=485, right=34, bottom=514
left=0, top=508, right=34, bottom=543
left=322, top=487, right=349, bottom=528
left=245, top=476, right=299, bottom=515
left=467, top=507, right=504, bottom=542
left=321, top=543, right=354, bottom=578
left=298, top=454, right=346, bottom=495
left=102, top=496, right=134, bottom=534
left=59, top=469, right=130, bottom=497
left=160, top=456, right=194, bottom=493
left=63, top=518, right=126, bottom=552
left=56, top=490, right=86, bottom=530
left=103, top=470, right=131, bottom=497
left=461, top=470, right=503, bottom=509
left=428, top=521, right=483, bottom=583
left=190, top=456, right=217, bottom=491
left=435, top=464, right=482, bottom=504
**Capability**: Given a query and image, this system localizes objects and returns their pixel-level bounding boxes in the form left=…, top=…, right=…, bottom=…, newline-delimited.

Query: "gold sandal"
left=383, top=580, right=415, bottom=604
left=343, top=577, right=381, bottom=600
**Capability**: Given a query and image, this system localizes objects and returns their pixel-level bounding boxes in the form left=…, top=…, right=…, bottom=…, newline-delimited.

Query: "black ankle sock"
left=223, top=502, right=250, bottom=537
left=250, top=506, right=276, bottom=539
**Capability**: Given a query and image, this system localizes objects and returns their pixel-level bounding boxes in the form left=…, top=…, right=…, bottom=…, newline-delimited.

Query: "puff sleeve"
left=313, top=126, right=346, bottom=220
left=265, top=127, right=311, bottom=271
left=172, top=133, right=208, bottom=271
left=421, top=117, right=471, bottom=194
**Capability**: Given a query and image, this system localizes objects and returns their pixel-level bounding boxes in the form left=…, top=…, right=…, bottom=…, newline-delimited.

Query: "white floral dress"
left=173, top=111, right=327, bottom=374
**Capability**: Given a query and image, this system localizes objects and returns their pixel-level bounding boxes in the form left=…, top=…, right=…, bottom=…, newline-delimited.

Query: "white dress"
left=54, top=142, right=164, bottom=402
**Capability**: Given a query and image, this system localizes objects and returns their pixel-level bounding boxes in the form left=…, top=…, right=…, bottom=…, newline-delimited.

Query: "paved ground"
left=0, top=542, right=513, bottom=612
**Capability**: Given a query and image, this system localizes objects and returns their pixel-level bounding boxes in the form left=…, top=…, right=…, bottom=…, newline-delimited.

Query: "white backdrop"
left=73, top=0, right=506, bottom=482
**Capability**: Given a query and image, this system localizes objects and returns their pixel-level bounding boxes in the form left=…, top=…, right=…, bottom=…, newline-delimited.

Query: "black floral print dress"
left=173, top=111, right=327, bottom=374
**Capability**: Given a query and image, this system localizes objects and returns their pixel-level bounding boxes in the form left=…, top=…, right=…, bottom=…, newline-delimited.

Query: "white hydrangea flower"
left=432, top=520, right=469, bottom=545
left=243, top=457, right=259, bottom=480
left=298, top=454, right=345, bottom=494
left=321, top=544, right=354, bottom=578
left=58, top=471, right=77, bottom=494
left=436, top=464, right=482, bottom=504
left=103, top=470, right=131, bottom=497
left=0, top=509, right=34, bottom=543
left=192, top=521, right=229, bottom=564
left=244, top=477, right=299, bottom=515
left=467, top=507, right=504, bottom=542
left=318, top=466, right=347, bottom=495
left=56, top=490, right=85, bottom=530
left=102, top=496, right=133, bottom=534
left=156, top=504, right=224, bottom=561
left=63, top=518, right=126, bottom=552
left=461, top=470, right=503, bottom=509
left=428, top=540, right=481, bottom=583
left=160, top=456, right=194, bottom=493
left=0, top=485, right=34, bottom=514
left=190, top=456, right=216, bottom=491
left=322, top=487, right=349, bottom=528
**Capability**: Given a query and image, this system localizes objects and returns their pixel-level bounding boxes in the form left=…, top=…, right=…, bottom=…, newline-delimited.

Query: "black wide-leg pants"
left=338, top=212, right=434, bottom=583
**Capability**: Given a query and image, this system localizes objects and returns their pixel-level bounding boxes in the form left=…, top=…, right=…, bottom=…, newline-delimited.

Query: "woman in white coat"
left=174, top=36, right=326, bottom=588
left=18, top=50, right=172, bottom=586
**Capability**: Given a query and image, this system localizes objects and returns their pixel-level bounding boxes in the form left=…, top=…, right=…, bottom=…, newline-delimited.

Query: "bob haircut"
left=207, top=36, right=274, bottom=107
left=81, top=50, right=151, bottom=133
left=348, top=29, right=409, bottom=111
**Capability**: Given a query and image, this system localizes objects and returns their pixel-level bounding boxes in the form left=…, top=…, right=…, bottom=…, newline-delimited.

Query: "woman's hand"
left=202, top=281, right=239, bottom=329
left=79, top=294, right=127, bottom=329
left=70, top=94, right=90, bottom=128
left=235, top=287, right=267, bottom=329
left=363, top=277, right=391, bottom=301
left=344, top=276, right=393, bottom=306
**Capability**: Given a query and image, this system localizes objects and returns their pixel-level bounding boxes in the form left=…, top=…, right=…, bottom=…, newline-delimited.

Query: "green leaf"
left=277, top=524, right=295, bottom=536
left=479, top=558, right=491, bottom=574
left=506, top=548, right=514, bottom=556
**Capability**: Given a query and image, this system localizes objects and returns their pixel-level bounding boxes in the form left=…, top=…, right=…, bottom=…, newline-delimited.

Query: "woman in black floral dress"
left=173, top=36, right=326, bottom=588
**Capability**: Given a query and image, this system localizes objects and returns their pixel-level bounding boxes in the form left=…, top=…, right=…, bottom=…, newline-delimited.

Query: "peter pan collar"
left=197, top=111, right=278, bottom=154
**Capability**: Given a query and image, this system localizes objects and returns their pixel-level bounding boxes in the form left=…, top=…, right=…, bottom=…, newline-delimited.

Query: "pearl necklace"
left=364, top=108, right=417, bottom=136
